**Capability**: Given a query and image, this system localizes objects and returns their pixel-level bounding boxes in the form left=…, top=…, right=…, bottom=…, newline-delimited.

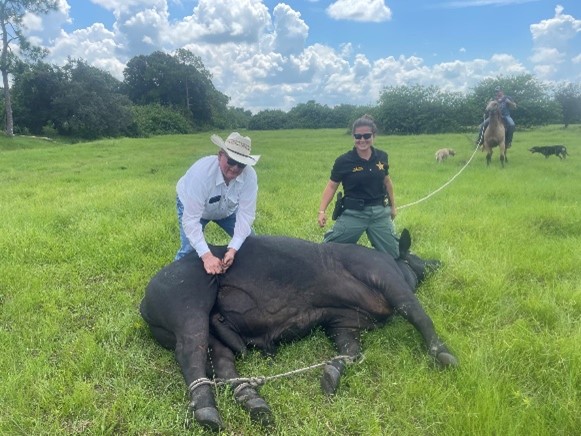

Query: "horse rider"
left=476, top=86, right=517, bottom=148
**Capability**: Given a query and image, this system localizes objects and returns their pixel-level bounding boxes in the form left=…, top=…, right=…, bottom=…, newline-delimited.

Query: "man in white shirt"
left=175, top=132, right=260, bottom=275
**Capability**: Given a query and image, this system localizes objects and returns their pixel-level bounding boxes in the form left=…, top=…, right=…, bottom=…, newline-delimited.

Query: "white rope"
left=189, top=354, right=362, bottom=392
left=399, top=142, right=480, bottom=210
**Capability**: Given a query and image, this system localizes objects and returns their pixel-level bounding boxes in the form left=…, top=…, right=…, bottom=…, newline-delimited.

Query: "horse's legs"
left=208, top=336, right=273, bottom=426
left=486, top=150, right=492, bottom=166
left=504, top=119, right=515, bottom=147
left=500, top=143, right=506, bottom=167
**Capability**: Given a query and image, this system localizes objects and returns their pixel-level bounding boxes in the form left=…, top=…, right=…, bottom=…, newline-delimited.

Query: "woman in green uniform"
left=317, top=114, right=399, bottom=259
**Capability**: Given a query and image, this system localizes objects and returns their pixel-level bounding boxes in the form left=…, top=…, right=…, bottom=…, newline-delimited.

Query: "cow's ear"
left=399, top=228, right=412, bottom=256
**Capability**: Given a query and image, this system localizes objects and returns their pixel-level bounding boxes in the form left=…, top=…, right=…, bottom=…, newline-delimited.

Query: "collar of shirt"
left=350, top=146, right=377, bottom=161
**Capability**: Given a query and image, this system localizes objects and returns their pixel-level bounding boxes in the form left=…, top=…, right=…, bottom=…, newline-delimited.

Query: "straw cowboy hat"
left=211, top=132, right=260, bottom=166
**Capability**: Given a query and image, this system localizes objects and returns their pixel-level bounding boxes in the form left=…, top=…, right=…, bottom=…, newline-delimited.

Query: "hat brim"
left=211, top=134, right=260, bottom=166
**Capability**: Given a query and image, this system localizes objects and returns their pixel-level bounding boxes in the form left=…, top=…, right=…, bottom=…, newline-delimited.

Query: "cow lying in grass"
left=529, top=145, right=568, bottom=159
left=140, top=231, right=457, bottom=431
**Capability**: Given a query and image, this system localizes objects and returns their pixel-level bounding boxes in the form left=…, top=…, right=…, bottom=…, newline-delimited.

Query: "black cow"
left=529, top=145, right=568, bottom=159
left=140, top=232, right=457, bottom=431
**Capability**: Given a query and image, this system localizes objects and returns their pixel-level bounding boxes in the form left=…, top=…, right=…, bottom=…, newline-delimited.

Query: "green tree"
left=287, top=100, right=334, bottom=129
left=248, top=109, right=289, bottom=130
left=376, top=85, right=464, bottom=134
left=0, top=0, right=58, bottom=136
left=224, top=106, right=253, bottom=129
left=122, top=50, right=229, bottom=128
left=51, top=59, right=133, bottom=139
left=130, top=104, right=193, bottom=137
left=553, top=82, right=581, bottom=128
left=11, top=61, right=63, bottom=134
left=470, top=74, right=560, bottom=128
left=327, top=104, right=360, bottom=129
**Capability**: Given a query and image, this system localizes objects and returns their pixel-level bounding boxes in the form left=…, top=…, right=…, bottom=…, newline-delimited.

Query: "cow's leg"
left=395, top=297, right=457, bottom=367
left=175, top=317, right=224, bottom=432
left=321, top=328, right=362, bottom=395
left=208, top=336, right=273, bottom=427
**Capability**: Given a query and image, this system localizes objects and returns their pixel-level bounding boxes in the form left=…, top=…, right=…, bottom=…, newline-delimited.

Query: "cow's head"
left=398, top=229, right=441, bottom=289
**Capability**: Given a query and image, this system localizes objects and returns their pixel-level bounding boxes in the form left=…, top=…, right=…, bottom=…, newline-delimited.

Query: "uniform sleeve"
left=228, top=168, right=258, bottom=251
left=180, top=162, right=212, bottom=257
left=329, top=157, right=343, bottom=183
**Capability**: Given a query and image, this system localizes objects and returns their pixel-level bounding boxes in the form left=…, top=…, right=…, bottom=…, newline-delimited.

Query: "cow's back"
left=214, top=236, right=405, bottom=350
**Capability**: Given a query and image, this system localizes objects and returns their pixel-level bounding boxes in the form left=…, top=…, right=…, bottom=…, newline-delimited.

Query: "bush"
left=130, top=104, right=194, bottom=137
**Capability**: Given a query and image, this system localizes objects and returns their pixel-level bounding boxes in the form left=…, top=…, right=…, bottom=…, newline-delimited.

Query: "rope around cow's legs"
left=190, top=353, right=363, bottom=392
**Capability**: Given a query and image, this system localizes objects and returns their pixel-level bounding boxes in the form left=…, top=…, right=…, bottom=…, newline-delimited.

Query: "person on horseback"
left=476, top=86, right=517, bottom=148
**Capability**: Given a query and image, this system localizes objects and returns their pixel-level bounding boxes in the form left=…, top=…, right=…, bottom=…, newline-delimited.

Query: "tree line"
left=4, top=50, right=581, bottom=139
left=1, top=1, right=580, bottom=140
left=4, top=52, right=580, bottom=140
left=3, top=50, right=581, bottom=140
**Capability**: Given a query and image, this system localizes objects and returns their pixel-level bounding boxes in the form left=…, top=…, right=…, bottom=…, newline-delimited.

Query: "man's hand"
left=221, top=248, right=237, bottom=271
left=201, top=252, right=224, bottom=275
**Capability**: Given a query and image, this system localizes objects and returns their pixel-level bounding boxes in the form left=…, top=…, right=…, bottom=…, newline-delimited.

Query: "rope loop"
left=187, top=377, right=214, bottom=394
left=213, top=353, right=363, bottom=391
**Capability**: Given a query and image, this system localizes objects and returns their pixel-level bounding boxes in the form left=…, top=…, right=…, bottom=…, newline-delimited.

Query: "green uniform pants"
left=323, top=205, right=399, bottom=258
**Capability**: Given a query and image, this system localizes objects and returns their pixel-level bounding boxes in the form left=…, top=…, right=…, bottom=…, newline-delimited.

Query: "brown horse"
left=482, top=100, right=506, bottom=167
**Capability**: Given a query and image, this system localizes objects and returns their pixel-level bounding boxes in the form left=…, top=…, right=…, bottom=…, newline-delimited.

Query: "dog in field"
left=435, top=148, right=455, bottom=163
left=529, top=145, right=568, bottom=159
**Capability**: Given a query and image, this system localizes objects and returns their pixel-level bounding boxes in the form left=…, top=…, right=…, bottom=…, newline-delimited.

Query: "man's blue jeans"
left=175, top=196, right=236, bottom=260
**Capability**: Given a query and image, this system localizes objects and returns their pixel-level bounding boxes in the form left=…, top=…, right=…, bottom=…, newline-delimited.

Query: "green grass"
left=1, top=126, right=580, bottom=435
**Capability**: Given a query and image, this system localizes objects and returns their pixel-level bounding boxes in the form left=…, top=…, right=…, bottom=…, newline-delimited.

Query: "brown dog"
left=435, top=148, right=455, bottom=163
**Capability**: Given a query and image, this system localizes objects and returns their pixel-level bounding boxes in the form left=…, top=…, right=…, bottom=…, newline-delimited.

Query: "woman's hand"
left=318, top=211, right=327, bottom=227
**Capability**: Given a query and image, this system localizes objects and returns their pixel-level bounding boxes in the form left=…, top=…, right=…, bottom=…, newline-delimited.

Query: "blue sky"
left=24, top=1, right=581, bottom=112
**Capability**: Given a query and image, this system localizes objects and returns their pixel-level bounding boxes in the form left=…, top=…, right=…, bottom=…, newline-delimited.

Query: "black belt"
left=364, top=198, right=384, bottom=207
left=343, top=196, right=384, bottom=210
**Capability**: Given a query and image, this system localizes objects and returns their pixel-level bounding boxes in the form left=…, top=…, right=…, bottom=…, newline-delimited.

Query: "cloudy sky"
left=23, top=0, right=581, bottom=113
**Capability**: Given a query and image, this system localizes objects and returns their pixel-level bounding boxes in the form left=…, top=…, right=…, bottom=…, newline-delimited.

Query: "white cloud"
left=270, top=4, right=309, bottom=55
left=172, top=0, right=271, bottom=45
left=529, top=5, right=581, bottom=80
left=23, top=0, right=71, bottom=43
left=49, top=24, right=126, bottom=78
left=327, top=0, right=392, bottom=23
left=18, top=0, right=580, bottom=113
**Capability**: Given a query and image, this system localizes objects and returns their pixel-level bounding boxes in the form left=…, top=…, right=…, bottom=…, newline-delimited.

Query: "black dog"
left=529, top=145, right=568, bottom=159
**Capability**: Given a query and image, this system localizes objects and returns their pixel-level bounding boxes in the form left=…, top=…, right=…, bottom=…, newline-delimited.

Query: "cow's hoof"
left=437, top=352, right=458, bottom=367
left=246, top=398, right=274, bottom=427
left=234, top=385, right=273, bottom=427
left=321, top=363, right=341, bottom=395
left=193, top=406, right=224, bottom=432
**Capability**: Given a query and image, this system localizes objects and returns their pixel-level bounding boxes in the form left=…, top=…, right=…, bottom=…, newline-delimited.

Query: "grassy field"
left=1, top=126, right=579, bottom=435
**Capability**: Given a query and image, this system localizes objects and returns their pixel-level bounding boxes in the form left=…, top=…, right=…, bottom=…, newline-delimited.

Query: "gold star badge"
left=376, top=161, right=385, bottom=170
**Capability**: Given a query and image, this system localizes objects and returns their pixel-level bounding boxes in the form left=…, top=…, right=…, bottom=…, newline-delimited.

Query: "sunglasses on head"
left=353, top=133, right=372, bottom=140
left=226, top=157, right=247, bottom=169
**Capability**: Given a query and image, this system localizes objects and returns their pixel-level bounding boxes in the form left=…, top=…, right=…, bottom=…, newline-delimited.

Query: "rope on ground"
left=207, top=354, right=362, bottom=390
left=399, top=141, right=480, bottom=210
